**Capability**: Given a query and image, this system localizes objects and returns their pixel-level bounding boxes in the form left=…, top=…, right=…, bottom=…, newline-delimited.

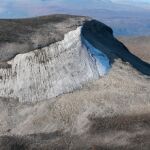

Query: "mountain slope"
left=0, top=14, right=149, bottom=103
left=82, top=20, right=150, bottom=75
left=0, top=14, right=89, bottom=61
left=0, top=14, right=150, bottom=150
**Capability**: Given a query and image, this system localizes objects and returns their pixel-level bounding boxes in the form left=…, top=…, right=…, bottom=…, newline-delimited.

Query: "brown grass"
left=118, top=36, right=150, bottom=63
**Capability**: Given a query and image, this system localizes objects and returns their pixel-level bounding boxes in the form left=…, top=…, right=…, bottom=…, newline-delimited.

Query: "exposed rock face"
left=81, top=20, right=150, bottom=75
left=0, top=27, right=110, bottom=102
left=0, top=14, right=150, bottom=150
left=0, top=14, right=149, bottom=103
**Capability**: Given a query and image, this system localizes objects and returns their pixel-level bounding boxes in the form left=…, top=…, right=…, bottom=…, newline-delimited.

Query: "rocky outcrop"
left=0, top=27, right=110, bottom=102
left=82, top=20, right=150, bottom=75
left=0, top=15, right=150, bottom=150
left=0, top=14, right=149, bottom=102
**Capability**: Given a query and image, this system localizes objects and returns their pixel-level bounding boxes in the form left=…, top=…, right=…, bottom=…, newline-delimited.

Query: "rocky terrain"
left=0, top=15, right=110, bottom=102
left=0, top=14, right=150, bottom=150
left=0, top=15, right=90, bottom=61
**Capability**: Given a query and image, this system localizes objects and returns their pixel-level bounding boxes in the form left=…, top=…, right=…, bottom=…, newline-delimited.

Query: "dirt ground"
left=118, top=36, right=150, bottom=63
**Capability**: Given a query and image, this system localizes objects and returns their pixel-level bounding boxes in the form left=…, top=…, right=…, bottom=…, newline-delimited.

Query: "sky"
left=0, top=0, right=150, bottom=36
left=112, top=0, right=150, bottom=3
left=0, top=0, right=150, bottom=18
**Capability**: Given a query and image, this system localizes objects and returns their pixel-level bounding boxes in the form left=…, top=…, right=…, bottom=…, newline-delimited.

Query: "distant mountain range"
left=0, top=0, right=150, bottom=36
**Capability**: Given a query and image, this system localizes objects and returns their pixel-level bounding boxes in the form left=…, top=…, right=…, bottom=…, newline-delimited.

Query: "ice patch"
left=83, top=38, right=110, bottom=76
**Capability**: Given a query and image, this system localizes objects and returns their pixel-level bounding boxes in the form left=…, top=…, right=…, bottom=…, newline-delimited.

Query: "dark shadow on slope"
left=0, top=131, right=70, bottom=150
left=87, top=113, right=150, bottom=150
left=81, top=20, right=150, bottom=76
left=1, top=113, right=150, bottom=150
left=88, top=113, right=150, bottom=134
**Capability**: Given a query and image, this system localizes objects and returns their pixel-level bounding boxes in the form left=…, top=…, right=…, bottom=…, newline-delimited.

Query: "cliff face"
left=0, top=15, right=150, bottom=149
left=0, top=14, right=149, bottom=102
left=0, top=15, right=89, bottom=61
left=81, top=20, right=150, bottom=75
left=0, top=27, right=110, bottom=102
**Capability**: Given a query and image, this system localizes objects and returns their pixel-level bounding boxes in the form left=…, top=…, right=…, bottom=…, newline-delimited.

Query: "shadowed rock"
left=82, top=20, right=150, bottom=75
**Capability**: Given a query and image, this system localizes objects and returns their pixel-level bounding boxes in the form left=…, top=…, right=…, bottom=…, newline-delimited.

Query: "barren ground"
left=0, top=59, right=149, bottom=149
left=118, top=36, right=150, bottom=63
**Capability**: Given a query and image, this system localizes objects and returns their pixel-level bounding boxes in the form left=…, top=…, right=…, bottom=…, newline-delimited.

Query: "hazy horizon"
left=0, top=0, right=150, bottom=19
left=0, top=0, right=150, bottom=36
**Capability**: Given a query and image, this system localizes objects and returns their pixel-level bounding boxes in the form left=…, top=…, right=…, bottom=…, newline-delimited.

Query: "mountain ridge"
left=0, top=14, right=150, bottom=150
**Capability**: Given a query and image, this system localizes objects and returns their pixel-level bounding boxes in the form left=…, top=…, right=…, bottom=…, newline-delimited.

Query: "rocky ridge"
left=0, top=15, right=111, bottom=102
left=0, top=26, right=110, bottom=102
left=0, top=14, right=150, bottom=150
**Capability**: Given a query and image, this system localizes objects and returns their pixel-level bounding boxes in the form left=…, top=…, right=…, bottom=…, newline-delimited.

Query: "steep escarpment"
left=0, top=15, right=150, bottom=150
left=0, top=14, right=149, bottom=103
left=0, top=26, right=110, bottom=102
left=82, top=20, right=150, bottom=75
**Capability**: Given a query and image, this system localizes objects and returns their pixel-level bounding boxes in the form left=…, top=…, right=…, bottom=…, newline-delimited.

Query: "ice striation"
left=0, top=27, right=110, bottom=102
